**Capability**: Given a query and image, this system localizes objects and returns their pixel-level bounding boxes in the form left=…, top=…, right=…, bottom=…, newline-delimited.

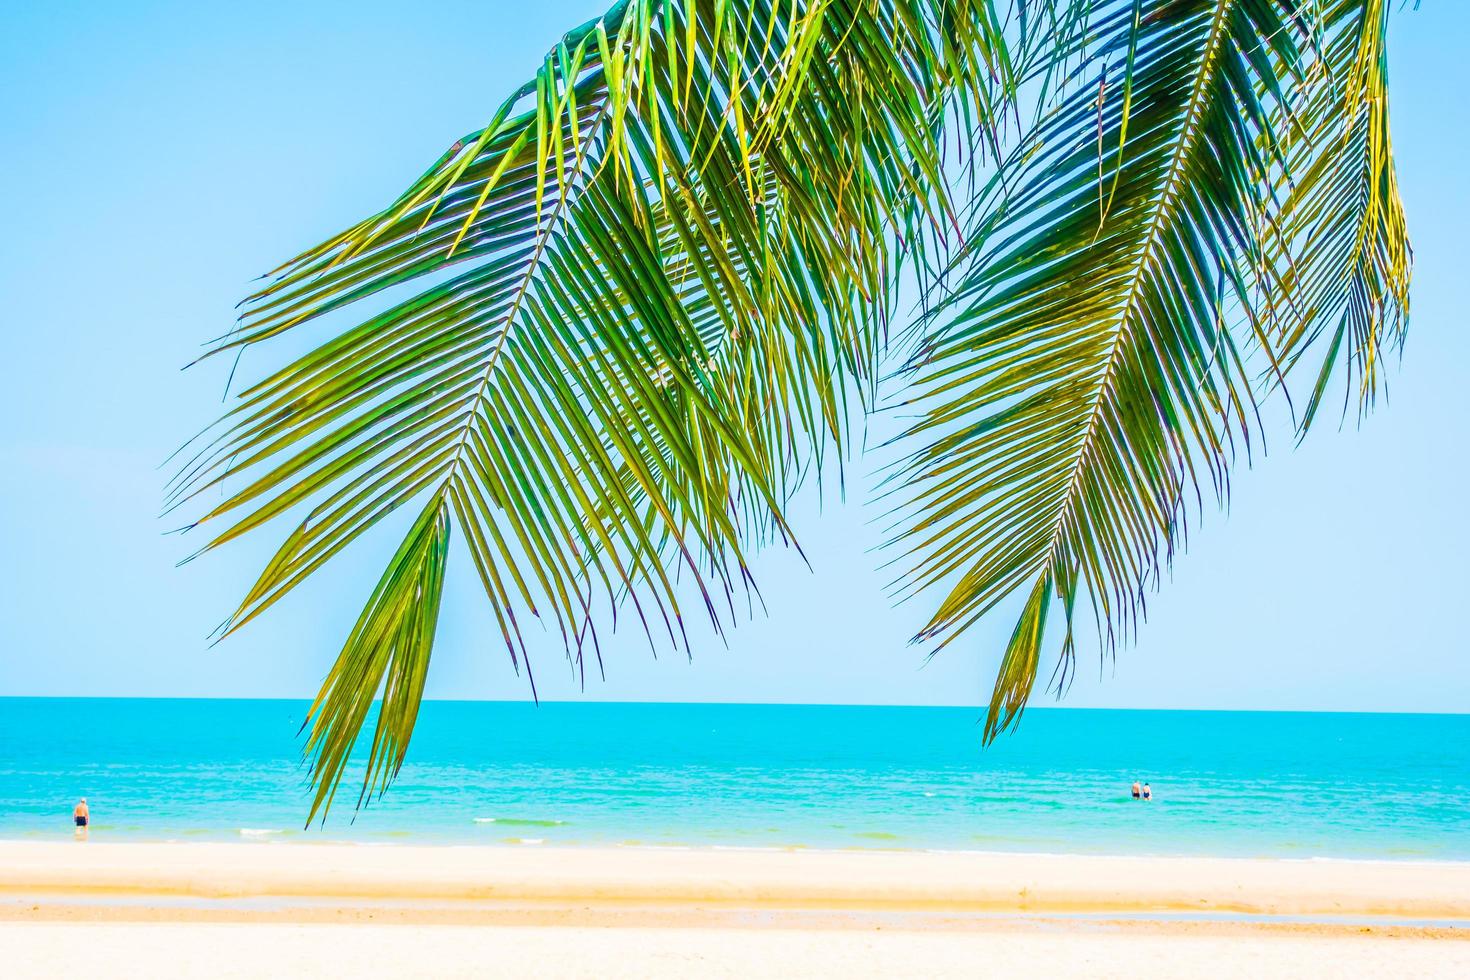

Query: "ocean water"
left=0, top=699, right=1465, bottom=859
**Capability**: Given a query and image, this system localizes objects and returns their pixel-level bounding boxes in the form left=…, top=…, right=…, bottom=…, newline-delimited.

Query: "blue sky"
left=1, top=1, right=1466, bottom=711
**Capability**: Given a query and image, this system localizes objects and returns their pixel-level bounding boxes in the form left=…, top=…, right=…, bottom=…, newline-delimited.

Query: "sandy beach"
left=2, top=842, right=1467, bottom=977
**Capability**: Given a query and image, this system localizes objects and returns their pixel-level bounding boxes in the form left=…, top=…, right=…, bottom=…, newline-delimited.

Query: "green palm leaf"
left=173, top=0, right=1008, bottom=820
left=1271, top=0, right=1411, bottom=429
left=175, top=0, right=1411, bottom=817
left=891, top=0, right=1406, bottom=740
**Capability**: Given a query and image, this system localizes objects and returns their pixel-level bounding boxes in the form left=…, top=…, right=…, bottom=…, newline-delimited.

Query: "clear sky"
left=1, top=1, right=1466, bottom=711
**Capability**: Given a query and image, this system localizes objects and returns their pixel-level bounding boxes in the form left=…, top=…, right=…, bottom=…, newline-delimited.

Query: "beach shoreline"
left=5, top=842, right=1467, bottom=977
left=4, top=841, right=1469, bottom=920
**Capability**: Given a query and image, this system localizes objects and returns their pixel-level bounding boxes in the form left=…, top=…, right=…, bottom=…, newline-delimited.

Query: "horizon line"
left=0, top=695, right=1464, bottom=717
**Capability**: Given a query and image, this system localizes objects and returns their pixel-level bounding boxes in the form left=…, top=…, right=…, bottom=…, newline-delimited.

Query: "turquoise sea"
left=1, top=699, right=1465, bottom=859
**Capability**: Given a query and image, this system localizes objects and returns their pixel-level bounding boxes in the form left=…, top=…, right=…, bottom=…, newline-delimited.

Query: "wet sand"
left=2, top=842, right=1466, bottom=977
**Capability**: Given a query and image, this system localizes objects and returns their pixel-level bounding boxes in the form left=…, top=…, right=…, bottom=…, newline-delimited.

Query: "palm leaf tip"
left=302, top=501, right=450, bottom=824
left=981, top=569, right=1050, bottom=742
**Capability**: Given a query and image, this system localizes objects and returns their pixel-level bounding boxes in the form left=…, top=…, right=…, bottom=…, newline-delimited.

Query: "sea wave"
left=473, top=817, right=566, bottom=827
left=238, top=828, right=287, bottom=838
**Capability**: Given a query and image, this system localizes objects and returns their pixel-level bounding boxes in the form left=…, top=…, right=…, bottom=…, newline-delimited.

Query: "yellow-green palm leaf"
left=174, top=0, right=1411, bottom=818
left=891, top=0, right=1409, bottom=740
left=173, top=0, right=1008, bottom=820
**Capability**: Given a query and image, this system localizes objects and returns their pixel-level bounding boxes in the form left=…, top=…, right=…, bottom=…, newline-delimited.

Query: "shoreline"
left=7, top=832, right=1469, bottom=865
left=4, top=841, right=1469, bottom=921
left=6, top=842, right=1466, bottom=977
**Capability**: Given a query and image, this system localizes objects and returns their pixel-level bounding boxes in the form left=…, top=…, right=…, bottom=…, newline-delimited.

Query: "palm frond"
left=303, top=500, right=450, bottom=817
left=175, top=0, right=1011, bottom=821
left=175, top=0, right=1412, bottom=812
left=1270, top=0, right=1411, bottom=430
left=891, top=0, right=1326, bottom=739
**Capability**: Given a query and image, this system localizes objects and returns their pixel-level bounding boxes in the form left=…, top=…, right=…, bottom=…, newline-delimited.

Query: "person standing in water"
left=1142, top=783, right=1152, bottom=801
left=1131, top=780, right=1141, bottom=799
left=73, top=798, right=89, bottom=838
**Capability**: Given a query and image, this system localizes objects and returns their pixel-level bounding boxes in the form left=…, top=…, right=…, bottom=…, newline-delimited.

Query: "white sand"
left=3, top=841, right=1469, bottom=917
left=2, top=842, right=1467, bottom=978
left=4, top=921, right=1468, bottom=979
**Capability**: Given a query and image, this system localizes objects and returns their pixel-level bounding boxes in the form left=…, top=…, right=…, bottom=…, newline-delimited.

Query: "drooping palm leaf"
left=890, top=0, right=1407, bottom=740
left=1270, top=0, right=1411, bottom=429
left=173, top=0, right=1011, bottom=820
left=175, top=0, right=1411, bottom=817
